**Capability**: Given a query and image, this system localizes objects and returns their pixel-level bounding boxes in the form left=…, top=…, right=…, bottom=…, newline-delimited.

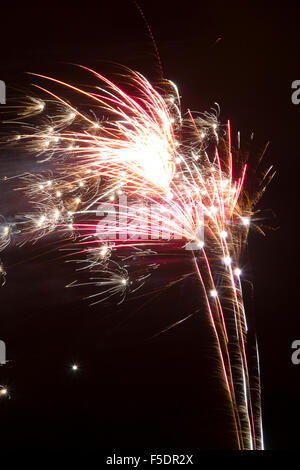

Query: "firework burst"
left=0, top=65, right=274, bottom=449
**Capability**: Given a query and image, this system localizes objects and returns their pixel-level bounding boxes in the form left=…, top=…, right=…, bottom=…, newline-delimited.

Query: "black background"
left=0, top=2, right=299, bottom=451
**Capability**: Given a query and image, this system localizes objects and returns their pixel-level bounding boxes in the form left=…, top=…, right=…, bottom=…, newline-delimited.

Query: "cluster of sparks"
left=0, top=66, right=274, bottom=449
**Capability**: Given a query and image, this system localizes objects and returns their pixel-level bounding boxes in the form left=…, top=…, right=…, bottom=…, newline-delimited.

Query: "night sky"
left=0, top=2, right=299, bottom=452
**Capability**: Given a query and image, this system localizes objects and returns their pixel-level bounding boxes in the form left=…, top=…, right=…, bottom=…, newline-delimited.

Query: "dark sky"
left=0, top=2, right=299, bottom=452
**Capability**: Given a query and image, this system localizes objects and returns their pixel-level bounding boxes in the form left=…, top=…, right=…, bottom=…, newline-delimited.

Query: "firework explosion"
left=0, top=66, right=274, bottom=449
